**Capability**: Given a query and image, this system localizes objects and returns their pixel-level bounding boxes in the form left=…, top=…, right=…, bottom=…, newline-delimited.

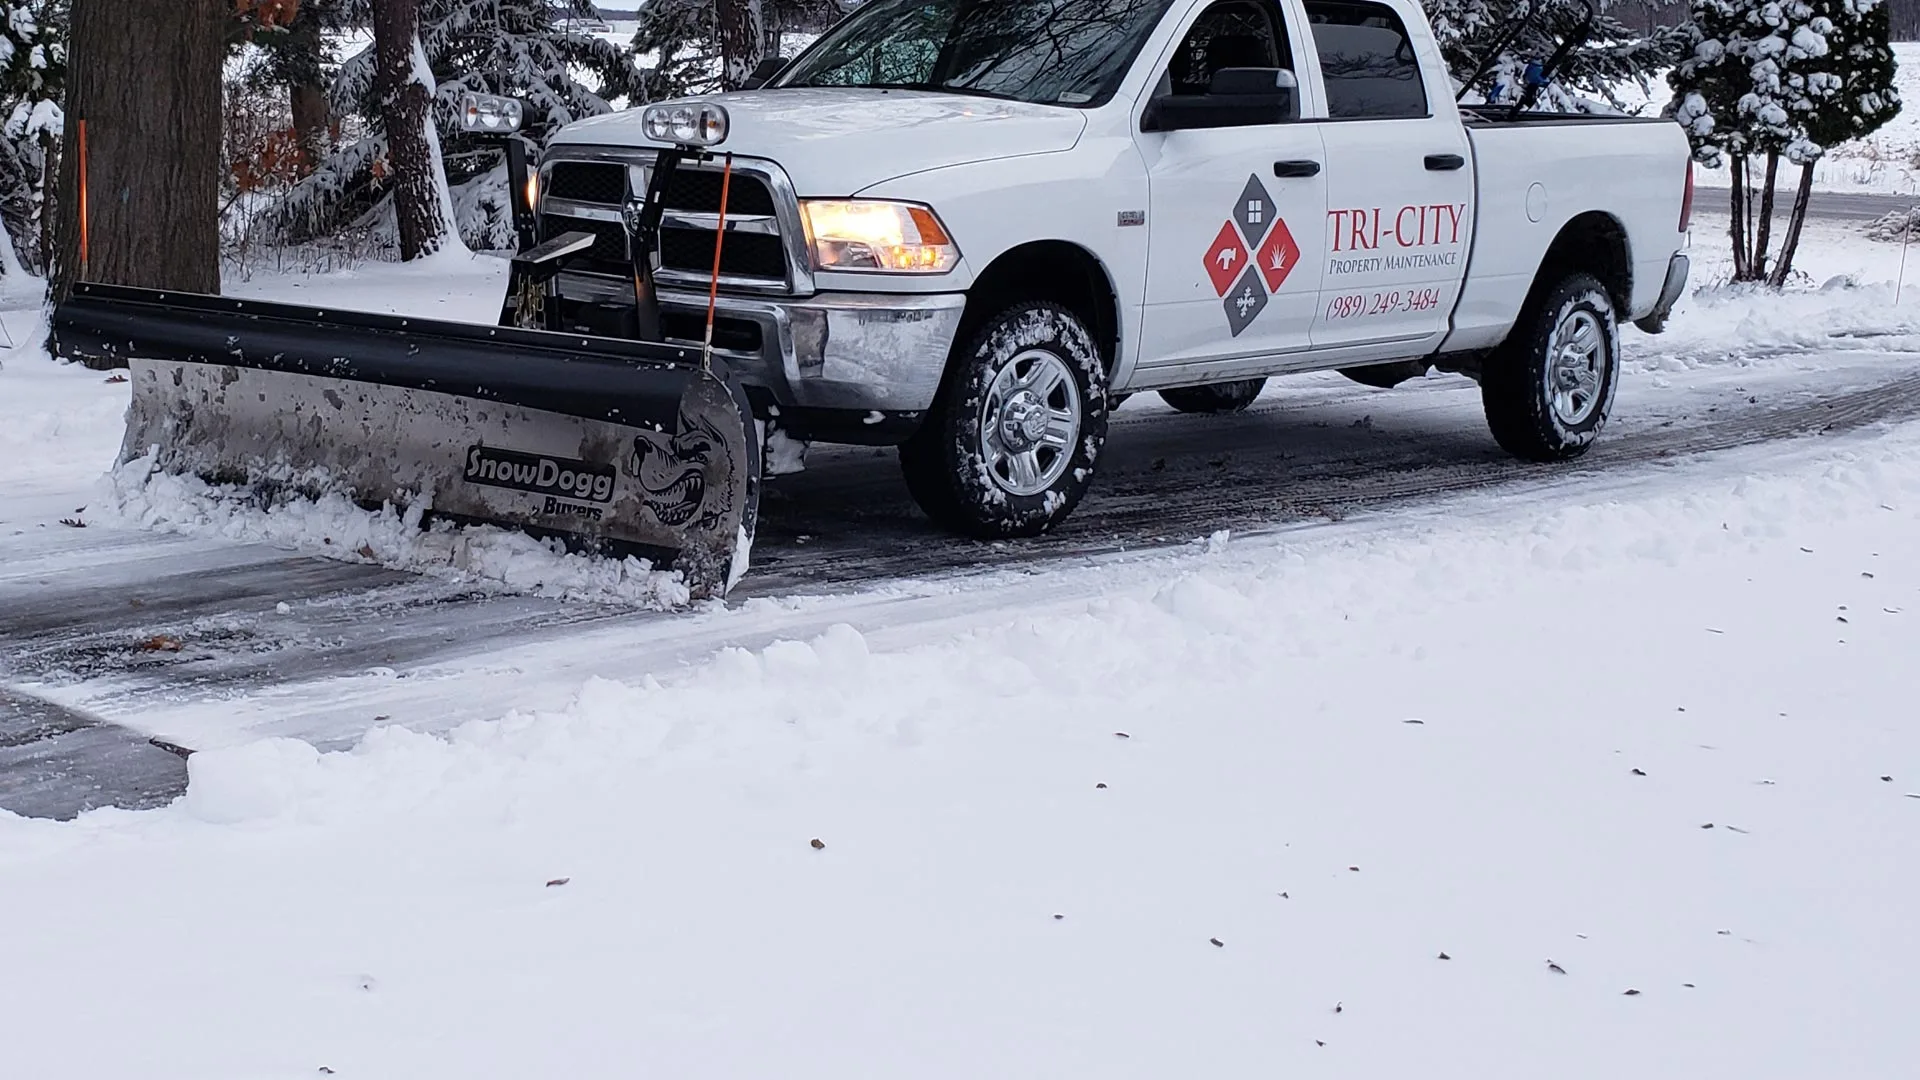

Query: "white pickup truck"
left=533, top=0, right=1693, bottom=537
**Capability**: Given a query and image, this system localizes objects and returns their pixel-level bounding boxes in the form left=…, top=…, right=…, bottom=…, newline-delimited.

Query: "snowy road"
left=7, top=368, right=1919, bottom=1080
left=1697, top=188, right=1918, bottom=224
left=6, top=226, right=1920, bottom=1078
left=6, top=343, right=1920, bottom=759
left=6, top=209, right=1920, bottom=776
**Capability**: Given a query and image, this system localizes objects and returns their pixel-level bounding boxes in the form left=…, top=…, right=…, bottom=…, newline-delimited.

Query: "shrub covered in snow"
left=1670, top=0, right=1843, bottom=168
left=1669, top=0, right=1901, bottom=283
left=1427, top=0, right=1684, bottom=111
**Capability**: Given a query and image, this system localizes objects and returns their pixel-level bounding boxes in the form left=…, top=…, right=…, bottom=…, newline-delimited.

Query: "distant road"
left=1696, top=187, right=1917, bottom=224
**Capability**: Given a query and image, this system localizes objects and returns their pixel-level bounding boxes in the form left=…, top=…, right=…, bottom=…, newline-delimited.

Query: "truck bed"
left=1459, top=106, right=1674, bottom=127
left=1440, top=113, right=1691, bottom=355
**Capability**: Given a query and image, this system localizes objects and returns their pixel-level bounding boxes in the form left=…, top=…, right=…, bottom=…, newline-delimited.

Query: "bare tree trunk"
left=36, top=134, right=58, bottom=274
left=372, top=0, right=449, bottom=260
left=1743, top=155, right=1758, bottom=277
left=1728, top=156, right=1750, bottom=281
left=718, top=0, right=767, bottom=90
left=291, top=84, right=331, bottom=178
left=1768, top=160, right=1816, bottom=289
left=52, top=0, right=224, bottom=309
left=287, top=6, right=332, bottom=178
left=1753, top=151, right=1779, bottom=282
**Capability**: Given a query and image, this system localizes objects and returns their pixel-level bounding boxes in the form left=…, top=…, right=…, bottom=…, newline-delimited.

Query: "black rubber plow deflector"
left=51, top=283, right=761, bottom=599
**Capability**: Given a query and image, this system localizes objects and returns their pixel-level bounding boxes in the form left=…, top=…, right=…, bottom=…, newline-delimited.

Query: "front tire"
left=1158, top=378, right=1266, bottom=414
left=900, top=302, right=1108, bottom=538
left=1481, top=273, right=1620, bottom=462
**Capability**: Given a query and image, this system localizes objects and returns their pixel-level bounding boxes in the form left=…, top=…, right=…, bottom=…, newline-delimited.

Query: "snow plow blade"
left=50, top=283, right=760, bottom=599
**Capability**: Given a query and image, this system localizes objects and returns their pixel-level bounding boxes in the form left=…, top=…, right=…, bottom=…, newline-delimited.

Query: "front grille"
left=540, top=155, right=794, bottom=288
left=661, top=170, right=778, bottom=217
left=658, top=226, right=788, bottom=279
left=546, top=162, right=627, bottom=204
left=541, top=214, right=626, bottom=263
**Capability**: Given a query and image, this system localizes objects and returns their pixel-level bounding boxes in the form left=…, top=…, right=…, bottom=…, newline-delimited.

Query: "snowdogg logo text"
left=463, top=446, right=615, bottom=518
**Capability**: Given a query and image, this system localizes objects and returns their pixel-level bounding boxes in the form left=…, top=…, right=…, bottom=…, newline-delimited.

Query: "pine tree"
left=0, top=0, right=64, bottom=275
left=286, top=0, right=639, bottom=251
left=633, top=0, right=842, bottom=99
left=1768, top=0, right=1900, bottom=283
left=1422, top=0, right=1685, bottom=110
left=1671, top=0, right=1896, bottom=285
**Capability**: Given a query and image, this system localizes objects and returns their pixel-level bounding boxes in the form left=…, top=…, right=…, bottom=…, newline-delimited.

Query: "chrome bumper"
left=557, top=272, right=964, bottom=413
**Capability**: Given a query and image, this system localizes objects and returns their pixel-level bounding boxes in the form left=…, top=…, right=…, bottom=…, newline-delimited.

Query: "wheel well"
left=959, top=241, right=1121, bottom=366
left=1532, top=212, right=1631, bottom=316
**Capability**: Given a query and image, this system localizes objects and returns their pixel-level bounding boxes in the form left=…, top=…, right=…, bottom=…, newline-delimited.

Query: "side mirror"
left=741, top=57, right=787, bottom=91
left=1141, top=67, right=1299, bottom=132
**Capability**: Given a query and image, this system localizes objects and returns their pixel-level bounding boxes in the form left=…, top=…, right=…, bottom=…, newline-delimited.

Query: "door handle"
left=1425, top=153, right=1466, bottom=171
left=1273, top=159, right=1321, bottom=178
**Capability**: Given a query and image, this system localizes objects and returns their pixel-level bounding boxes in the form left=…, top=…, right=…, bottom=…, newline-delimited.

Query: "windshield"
left=774, top=0, right=1175, bottom=107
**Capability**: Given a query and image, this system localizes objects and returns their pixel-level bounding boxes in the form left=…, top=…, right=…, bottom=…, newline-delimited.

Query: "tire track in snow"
left=5, top=368, right=1920, bottom=713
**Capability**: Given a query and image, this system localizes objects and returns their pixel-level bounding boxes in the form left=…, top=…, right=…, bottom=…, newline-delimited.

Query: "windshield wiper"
left=860, top=81, right=1024, bottom=102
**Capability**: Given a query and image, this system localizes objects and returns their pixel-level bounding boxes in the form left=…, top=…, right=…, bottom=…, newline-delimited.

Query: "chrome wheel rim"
left=979, top=349, right=1081, bottom=497
left=1547, top=309, right=1606, bottom=427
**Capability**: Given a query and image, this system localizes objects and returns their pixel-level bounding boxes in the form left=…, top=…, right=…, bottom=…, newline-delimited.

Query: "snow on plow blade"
left=51, top=283, right=760, bottom=599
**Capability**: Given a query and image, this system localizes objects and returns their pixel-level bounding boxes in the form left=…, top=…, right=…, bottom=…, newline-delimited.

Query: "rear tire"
left=1481, top=273, right=1619, bottom=462
left=899, top=301, right=1108, bottom=538
left=1158, top=378, right=1266, bottom=414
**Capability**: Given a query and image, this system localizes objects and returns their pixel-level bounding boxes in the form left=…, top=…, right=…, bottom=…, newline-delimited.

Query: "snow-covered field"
left=5, top=217, right=1920, bottom=1076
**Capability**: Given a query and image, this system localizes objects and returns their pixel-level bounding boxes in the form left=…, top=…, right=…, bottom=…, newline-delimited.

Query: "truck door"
left=1134, top=0, right=1328, bottom=380
left=1303, top=0, right=1474, bottom=359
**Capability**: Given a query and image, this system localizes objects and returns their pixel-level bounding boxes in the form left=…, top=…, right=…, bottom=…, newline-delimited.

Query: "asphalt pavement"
left=1695, top=187, right=1918, bottom=224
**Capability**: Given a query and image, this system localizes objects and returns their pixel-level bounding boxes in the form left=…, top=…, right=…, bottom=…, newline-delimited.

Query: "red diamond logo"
left=1203, top=221, right=1246, bottom=297
left=1255, top=219, right=1300, bottom=292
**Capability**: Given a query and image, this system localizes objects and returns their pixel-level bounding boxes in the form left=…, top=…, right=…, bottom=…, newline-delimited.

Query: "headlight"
left=800, top=200, right=960, bottom=274
left=460, top=92, right=523, bottom=134
left=642, top=101, right=729, bottom=147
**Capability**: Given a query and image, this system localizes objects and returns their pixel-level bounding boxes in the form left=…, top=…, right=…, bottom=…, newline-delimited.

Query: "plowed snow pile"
left=5, top=423, right=1918, bottom=1079
left=102, top=454, right=694, bottom=608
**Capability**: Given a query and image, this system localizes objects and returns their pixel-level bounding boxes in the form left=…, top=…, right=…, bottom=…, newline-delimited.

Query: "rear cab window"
left=1303, top=0, right=1427, bottom=119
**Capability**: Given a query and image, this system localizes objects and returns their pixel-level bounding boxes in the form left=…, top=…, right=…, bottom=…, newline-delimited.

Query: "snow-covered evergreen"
left=1669, top=0, right=1838, bottom=167
left=285, top=0, right=638, bottom=251
left=0, top=0, right=63, bottom=274
left=1423, top=0, right=1683, bottom=111
left=632, top=0, right=840, bottom=100
left=1670, top=0, right=1901, bottom=283
left=1803, top=0, right=1901, bottom=147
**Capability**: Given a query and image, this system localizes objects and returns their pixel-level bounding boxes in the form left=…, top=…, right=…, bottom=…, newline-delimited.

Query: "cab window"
left=1164, top=0, right=1292, bottom=97
left=1304, top=0, right=1427, bottom=119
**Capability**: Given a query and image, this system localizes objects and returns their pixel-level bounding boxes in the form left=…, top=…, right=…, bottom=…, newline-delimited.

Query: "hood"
left=553, top=88, right=1088, bottom=196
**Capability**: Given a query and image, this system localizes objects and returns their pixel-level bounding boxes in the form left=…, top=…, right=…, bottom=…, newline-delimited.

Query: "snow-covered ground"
left=4, top=420, right=1918, bottom=1079
left=5, top=219, right=1920, bottom=1075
